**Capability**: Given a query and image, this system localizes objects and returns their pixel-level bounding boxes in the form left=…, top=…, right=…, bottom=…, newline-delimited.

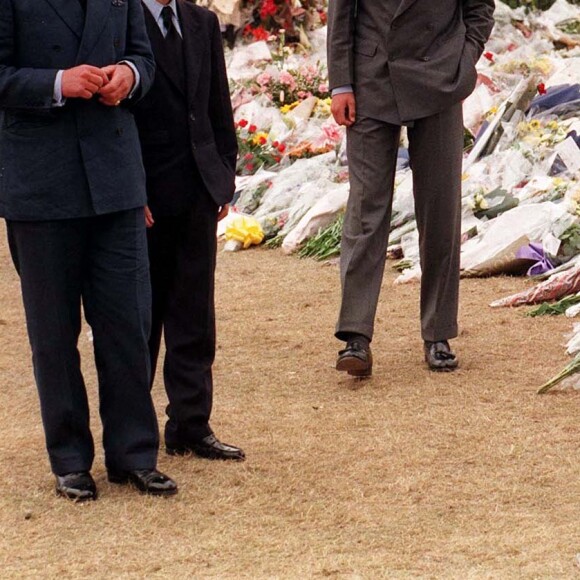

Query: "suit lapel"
left=177, top=0, right=202, bottom=103
left=76, top=0, right=112, bottom=64
left=143, top=6, right=186, bottom=97
left=393, top=0, right=420, bottom=20
left=43, top=0, right=85, bottom=39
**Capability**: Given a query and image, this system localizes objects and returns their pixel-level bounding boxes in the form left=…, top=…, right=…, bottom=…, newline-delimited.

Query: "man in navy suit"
left=0, top=0, right=177, bottom=500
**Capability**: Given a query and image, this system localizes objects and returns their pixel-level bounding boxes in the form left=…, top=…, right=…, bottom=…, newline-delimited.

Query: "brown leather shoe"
left=336, top=340, right=373, bottom=377
left=424, top=340, right=458, bottom=372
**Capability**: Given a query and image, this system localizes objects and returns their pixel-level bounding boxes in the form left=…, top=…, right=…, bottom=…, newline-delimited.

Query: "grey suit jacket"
left=0, top=0, right=155, bottom=220
left=327, top=0, right=495, bottom=123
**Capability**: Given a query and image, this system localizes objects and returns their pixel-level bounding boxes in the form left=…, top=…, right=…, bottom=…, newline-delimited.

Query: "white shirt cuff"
left=52, top=70, right=66, bottom=107
left=118, top=60, right=141, bottom=99
left=332, top=85, right=354, bottom=96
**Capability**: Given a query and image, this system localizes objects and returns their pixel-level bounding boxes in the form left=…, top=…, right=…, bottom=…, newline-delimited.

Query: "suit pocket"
left=4, top=112, right=56, bottom=132
left=354, top=40, right=378, bottom=58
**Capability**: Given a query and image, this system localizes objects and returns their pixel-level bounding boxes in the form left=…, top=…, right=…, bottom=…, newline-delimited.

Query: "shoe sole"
left=55, top=488, right=97, bottom=502
left=336, top=356, right=372, bottom=377
left=424, top=355, right=458, bottom=372
left=107, top=474, right=178, bottom=497
left=166, top=447, right=246, bottom=461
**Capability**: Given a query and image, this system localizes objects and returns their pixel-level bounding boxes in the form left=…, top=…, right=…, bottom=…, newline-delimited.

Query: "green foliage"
left=526, top=293, right=580, bottom=317
left=558, top=223, right=580, bottom=262
left=501, top=0, right=580, bottom=9
left=298, top=213, right=344, bottom=261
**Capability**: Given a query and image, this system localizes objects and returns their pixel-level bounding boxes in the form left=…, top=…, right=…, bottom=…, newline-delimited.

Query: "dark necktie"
left=160, top=6, right=181, bottom=46
left=160, top=5, right=185, bottom=90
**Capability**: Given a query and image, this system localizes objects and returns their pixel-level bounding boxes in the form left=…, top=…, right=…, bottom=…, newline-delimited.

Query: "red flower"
left=260, top=0, right=277, bottom=19
left=245, top=163, right=254, bottom=172
left=248, top=124, right=257, bottom=134
left=251, top=25, right=270, bottom=42
left=277, top=143, right=286, bottom=153
left=274, top=155, right=281, bottom=162
left=537, top=82, right=547, bottom=95
left=272, top=141, right=279, bottom=148
left=483, top=51, right=494, bottom=62
left=244, top=153, right=253, bottom=160
left=258, top=136, right=267, bottom=145
left=238, top=118, right=248, bottom=128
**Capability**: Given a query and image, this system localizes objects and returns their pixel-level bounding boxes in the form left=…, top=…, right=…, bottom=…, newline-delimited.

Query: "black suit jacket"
left=134, top=1, right=237, bottom=213
left=0, top=0, right=155, bottom=220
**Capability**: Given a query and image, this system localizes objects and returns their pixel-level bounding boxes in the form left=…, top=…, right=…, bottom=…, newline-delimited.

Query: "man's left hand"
left=217, top=204, right=229, bottom=222
left=98, top=64, right=135, bottom=106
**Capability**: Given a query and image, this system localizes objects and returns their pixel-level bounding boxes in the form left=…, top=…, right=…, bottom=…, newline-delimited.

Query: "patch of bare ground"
left=1, top=221, right=579, bottom=578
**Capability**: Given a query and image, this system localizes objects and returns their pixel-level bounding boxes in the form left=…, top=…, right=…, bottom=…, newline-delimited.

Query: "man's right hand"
left=61, top=65, right=109, bottom=99
left=331, top=92, right=356, bottom=127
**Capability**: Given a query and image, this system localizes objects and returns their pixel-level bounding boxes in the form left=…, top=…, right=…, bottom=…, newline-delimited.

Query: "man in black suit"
left=0, top=0, right=177, bottom=500
left=134, top=0, right=244, bottom=461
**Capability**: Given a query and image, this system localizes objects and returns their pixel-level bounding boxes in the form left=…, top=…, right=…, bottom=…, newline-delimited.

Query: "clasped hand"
left=61, top=63, right=135, bottom=106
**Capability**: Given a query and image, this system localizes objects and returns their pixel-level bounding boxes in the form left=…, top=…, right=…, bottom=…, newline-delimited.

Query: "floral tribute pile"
left=220, top=0, right=580, bottom=391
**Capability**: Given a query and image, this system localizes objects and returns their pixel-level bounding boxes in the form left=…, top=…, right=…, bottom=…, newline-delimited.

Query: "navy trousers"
left=7, top=209, right=159, bottom=475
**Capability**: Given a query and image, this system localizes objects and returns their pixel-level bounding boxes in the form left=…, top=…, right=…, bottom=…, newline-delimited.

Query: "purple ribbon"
left=516, top=242, right=554, bottom=276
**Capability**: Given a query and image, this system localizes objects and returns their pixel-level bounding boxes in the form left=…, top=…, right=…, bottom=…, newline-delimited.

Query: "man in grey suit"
left=328, top=0, right=494, bottom=376
left=0, top=0, right=177, bottom=500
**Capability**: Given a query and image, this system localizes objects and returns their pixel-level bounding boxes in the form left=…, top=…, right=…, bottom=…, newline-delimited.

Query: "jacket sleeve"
left=0, top=0, right=57, bottom=110
left=327, top=0, right=357, bottom=91
left=462, top=0, right=495, bottom=61
left=122, top=0, right=156, bottom=102
left=208, top=11, right=238, bottom=175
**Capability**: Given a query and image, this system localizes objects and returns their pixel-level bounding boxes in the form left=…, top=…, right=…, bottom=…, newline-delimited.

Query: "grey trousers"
left=336, top=102, right=464, bottom=343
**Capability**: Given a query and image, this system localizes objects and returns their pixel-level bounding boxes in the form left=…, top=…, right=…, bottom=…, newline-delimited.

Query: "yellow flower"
left=280, top=101, right=300, bottom=114
left=252, top=132, right=269, bottom=146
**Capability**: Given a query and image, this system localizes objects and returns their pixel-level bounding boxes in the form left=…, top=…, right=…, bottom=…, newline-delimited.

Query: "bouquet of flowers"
left=235, top=118, right=287, bottom=175
left=242, top=0, right=327, bottom=43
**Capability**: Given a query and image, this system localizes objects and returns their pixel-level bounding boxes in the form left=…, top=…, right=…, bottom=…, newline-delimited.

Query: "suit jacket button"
left=423, top=56, right=430, bottom=62
left=189, top=113, right=196, bottom=121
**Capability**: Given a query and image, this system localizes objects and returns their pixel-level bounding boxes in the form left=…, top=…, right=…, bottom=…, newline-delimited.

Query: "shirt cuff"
left=52, top=70, right=66, bottom=107
left=118, top=60, right=141, bottom=99
left=332, top=85, right=354, bottom=96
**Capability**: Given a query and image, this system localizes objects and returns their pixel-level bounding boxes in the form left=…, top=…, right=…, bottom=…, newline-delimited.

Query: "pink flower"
left=318, top=83, right=328, bottom=93
left=256, top=72, right=272, bottom=87
left=279, top=71, right=297, bottom=90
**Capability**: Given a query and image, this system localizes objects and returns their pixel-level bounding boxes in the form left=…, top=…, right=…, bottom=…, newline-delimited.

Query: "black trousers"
left=147, top=190, right=218, bottom=446
left=7, top=209, right=159, bottom=475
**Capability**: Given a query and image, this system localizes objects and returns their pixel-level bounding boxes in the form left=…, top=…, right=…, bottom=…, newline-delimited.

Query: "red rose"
left=248, top=124, right=257, bottom=133
left=238, top=119, right=248, bottom=128
left=483, top=51, right=494, bottom=62
left=277, top=143, right=286, bottom=153
left=537, top=82, right=547, bottom=95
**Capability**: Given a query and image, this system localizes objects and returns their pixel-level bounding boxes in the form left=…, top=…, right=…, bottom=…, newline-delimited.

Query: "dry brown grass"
left=1, top=220, right=580, bottom=578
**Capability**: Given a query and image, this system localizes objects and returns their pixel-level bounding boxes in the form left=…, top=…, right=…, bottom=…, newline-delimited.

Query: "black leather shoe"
left=424, top=340, right=458, bottom=372
left=107, top=469, right=178, bottom=496
left=55, top=471, right=97, bottom=502
left=336, top=340, right=372, bottom=377
left=166, top=434, right=246, bottom=461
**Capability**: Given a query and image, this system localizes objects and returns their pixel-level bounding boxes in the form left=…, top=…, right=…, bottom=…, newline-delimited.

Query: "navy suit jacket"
left=0, top=0, right=155, bottom=220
